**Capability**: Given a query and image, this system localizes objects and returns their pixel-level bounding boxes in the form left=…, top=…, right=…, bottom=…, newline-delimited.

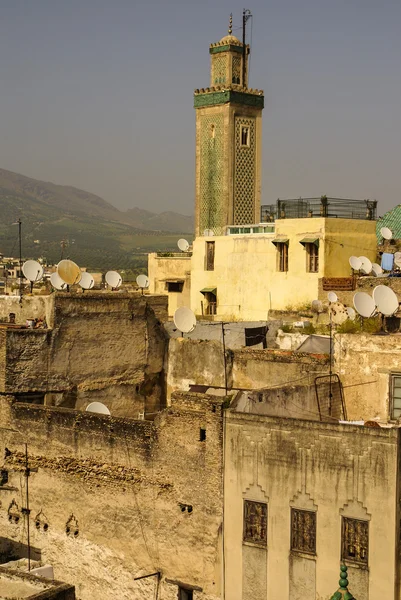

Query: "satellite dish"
left=331, top=303, right=348, bottom=325
left=349, top=256, right=362, bottom=271
left=381, top=227, right=393, bottom=240
left=328, top=292, right=338, bottom=303
left=105, top=271, right=122, bottom=289
left=358, top=256, right=372, bottom=275
left=85, top=402, right=111, bottom=416
left=177, top=238, right=190, bottom=252
left=371, top=263, right=383, bottom=277
left=203, top=229, right=214, bottom=237
left=373, top=285, right=399, bottom=316
left=346, top=307, right=356, bottom=320
left=173, top=307, right=196, bottom=334
left=311, top=299, right=323, bottom=314
left=50, top=272, right=67, bottom=291
left=353, top=292, right=376, bottom=318
left=79, top=272, right=95, bottom=290
left=394, top=252, right=401, bottom=268
left=22, top=260, right=44, bottom=283
left=57, top=260, right=82, bottom=285
left=136, top=274, right=150, bottom=289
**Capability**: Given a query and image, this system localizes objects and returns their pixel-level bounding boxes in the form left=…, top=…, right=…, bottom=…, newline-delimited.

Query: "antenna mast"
left=242, top=9, right=252, bottom=88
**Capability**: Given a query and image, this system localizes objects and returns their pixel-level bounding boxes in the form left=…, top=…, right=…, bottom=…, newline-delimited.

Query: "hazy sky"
left=0, top=0, right=400, bottom=216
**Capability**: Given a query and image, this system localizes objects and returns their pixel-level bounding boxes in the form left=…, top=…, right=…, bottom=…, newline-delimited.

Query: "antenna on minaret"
left=228, top=13, right=233, bottom=35
left=242, top=9, right=252, bottom=88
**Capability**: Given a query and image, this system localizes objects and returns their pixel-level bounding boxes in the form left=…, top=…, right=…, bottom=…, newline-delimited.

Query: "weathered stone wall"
left=167, top=338, right=329, bottom=398
left=0, top=566, right=75, bottom=599
left=334, top=333, right=401, bottom=421
left=0, top=393, right=223, bottom=600
left=0, top=294, right=55, bottom=327
left=318, top=275, right=401, bottom=308
left=0, top=293, right=168, bottom=418
left=224, top=411, right=399, bottom=600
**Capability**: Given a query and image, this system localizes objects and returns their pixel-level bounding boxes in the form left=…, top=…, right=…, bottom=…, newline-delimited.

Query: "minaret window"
left=210, top=124, right=216, bottom=139
left=240, top=126, right=250, bottom=147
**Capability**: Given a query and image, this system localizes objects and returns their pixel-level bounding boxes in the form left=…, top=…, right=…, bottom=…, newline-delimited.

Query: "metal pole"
left=242, top=10, right=246, bottom=87
left=221, top=322, right=228, bottom=395
left=24, top=443, right=31, bottom=571
left=18, top=219, right=23, bottom=301
left=329, top=310, right=333, bottom=415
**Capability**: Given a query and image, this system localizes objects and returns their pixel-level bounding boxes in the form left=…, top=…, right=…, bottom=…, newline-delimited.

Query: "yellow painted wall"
left=324, top=218, right=377, bottom=277
left=148, top=253, right=191, bottom=317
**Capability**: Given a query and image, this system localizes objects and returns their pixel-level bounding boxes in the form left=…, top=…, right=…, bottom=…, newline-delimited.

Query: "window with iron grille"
left=306, top=243, right=319, bottom=273
left=205, top=241, right=215, bottom=271
left=391, top=374, right=401, bottom=419
left=243, top=500, right=267, bottom=546
left=291, top=509, right=316, bottom=555
left=277, top=243, right=288, bottom=272
left=341, top=517, right=369, bottom=565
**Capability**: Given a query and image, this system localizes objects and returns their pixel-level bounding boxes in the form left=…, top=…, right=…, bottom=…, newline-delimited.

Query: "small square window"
left=291, top=509, right=316, bottom=554
left=166, top=281, right=184, bottom=293
left=243, top=500, right=267, bottom=546
left=240, top=126, right=250, bottom=147
left=341, top=517, right=369, bottom=565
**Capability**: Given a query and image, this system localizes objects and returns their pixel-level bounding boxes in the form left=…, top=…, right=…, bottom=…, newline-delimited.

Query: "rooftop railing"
left=261, top=196, right=377, bottom=222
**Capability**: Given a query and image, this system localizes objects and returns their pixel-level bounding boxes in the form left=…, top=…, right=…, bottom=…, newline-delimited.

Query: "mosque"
left=148, top=18, right=378, bottom=320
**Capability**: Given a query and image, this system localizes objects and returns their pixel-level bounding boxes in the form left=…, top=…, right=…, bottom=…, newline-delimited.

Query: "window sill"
left=242, top=540, right=267, bottom=550
left=290, top=550, right=316, bottom=561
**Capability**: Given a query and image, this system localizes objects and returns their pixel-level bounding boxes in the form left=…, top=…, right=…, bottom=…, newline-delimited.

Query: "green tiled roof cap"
left=331, top=565, right=356, bottom=600
left=376, top=204, right=401, bottom=243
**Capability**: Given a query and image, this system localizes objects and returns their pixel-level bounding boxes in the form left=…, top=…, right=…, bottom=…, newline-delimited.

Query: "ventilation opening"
left=200, top=428, right=206, bottom=442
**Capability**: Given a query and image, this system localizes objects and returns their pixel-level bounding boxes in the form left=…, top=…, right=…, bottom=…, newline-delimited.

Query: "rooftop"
left=261, top=196, right=377, bottom=222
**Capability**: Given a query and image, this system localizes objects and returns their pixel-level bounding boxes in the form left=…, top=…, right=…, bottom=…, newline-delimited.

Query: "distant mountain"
left=0, top=168, right=193, bottom=270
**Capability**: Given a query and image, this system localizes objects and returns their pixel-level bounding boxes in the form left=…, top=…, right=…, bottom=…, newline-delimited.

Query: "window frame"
left=240, top=125, right=250, bottom=147
left=205, top=241, right=215, bottom=271
left=341, top=516, right=369, bottom=566
left=290, top=508, right=317, bottom=555
left=243, top=499, right=268, bottom=547
left=306, top=242, right=319, bottom=273
left=390, top=373, right=401, bottom=420
left=276, top=242, right=288, bottom=272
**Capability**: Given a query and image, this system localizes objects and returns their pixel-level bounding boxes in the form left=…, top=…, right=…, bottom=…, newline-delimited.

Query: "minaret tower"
left=194, top=13, right=264, bottom=237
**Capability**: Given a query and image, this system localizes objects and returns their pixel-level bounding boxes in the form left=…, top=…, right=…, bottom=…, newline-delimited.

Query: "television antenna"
left=372, top=285, right=399, bottom=317
left=349, top=256, right=362, bottom=271
left=79, top=272, right=94, bottom=291
left=136, top=274, right=150, bottom=295
left=380, top=227, right=393, bottom=240
left=358, top=256, right=372, bottom=275
left=177, top=239, right=190, bottom=252
left=50, top=272, right=67, bottom=291
left=173, top=307, right=196, bottom=336
left=85, top=402, right=111, bottom=415
left=57, top=260, right=82, bottom=287
left=105, top=271, right=122, bottom=290
left=353, top=292, right=376, bottom=318
left=22, top=260, right=44, bottom=292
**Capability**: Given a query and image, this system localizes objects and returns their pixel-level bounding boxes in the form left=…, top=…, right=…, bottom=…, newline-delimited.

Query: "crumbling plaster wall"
left=0, top=393, right=223, bottom=600
left=224, top=411, right=399, bottom=600
left=0, top=294, right=54, bottom=327
left=167, top=339, right=329, bottom=399
left=0, top=294, right=168, bottom=418
left=334, top=333, right=401, bottom=422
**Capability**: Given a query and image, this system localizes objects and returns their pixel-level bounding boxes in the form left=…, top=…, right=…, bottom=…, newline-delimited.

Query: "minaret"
left=194, top=13, right=264, bottom=237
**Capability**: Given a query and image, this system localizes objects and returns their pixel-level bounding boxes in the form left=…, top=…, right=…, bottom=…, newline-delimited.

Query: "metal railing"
left=261, top=197, right=377, bottom=222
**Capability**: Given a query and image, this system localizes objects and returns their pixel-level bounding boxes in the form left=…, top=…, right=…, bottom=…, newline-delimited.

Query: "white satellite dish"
left=394, top=252, right=401, bottom=269
left=358, top=256, right=372, bottom=275
left=203, top=229, right=214, bottom=237
left=371, top=263, right=383, bottom=277
left=79, top=272, right=95, bottom=290
left=177, top=238, right=190, bottom=252
left=136, top=274, right=150, bottom=289
left=22, top=260, right=44, bottom=283
left=380, top=227, right=393, bottom=240
left=349, top=256, right=362, bottom=271
left=373, top=285, right=399, bottom=316
left=57, top=260, right=82, bottom=285
left=85, top=402, right=111, bottom=416
left=311, top=299, right=323, bottom=314
left=353, top=292, right=376, bottom=318
left=173, top=307, right=196, bottom=334
left=331, top=303, right=348, bottom=325
left=105, top=271, right=122, bottom=289
left=328, top=292, right=338, bottom=303
left=50, top=272, right=67, bottom=291
left=346, top=307, right=356, bottom=320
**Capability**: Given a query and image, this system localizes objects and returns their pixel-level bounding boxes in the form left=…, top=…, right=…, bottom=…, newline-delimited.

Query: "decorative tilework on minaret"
left=194, top=15, right=264, bottom=237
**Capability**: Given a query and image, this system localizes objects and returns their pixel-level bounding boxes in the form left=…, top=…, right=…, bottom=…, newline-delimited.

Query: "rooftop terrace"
left=261, top=196, right=377, bottom=222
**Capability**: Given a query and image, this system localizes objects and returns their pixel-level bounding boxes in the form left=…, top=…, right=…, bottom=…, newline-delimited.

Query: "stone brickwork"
left=0, top=293, right=168, bottom=418
left=0, top=392, right=223, bottom=600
